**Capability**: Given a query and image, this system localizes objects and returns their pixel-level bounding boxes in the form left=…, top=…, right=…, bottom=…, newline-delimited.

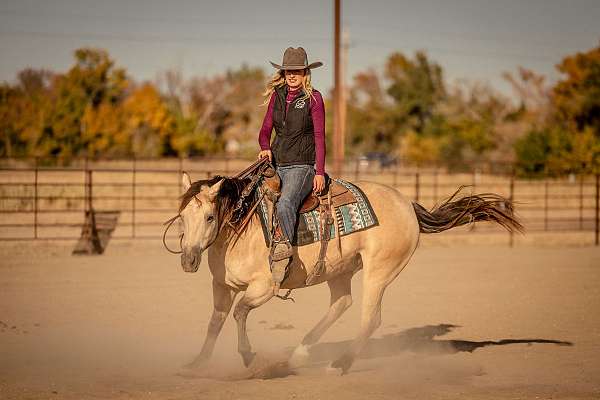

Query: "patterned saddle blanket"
left=256, top=179, right=378, bottom=247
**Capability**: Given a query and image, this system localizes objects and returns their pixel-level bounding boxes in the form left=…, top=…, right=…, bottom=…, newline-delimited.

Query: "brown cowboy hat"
left=270, top=47, right=323, bottom=70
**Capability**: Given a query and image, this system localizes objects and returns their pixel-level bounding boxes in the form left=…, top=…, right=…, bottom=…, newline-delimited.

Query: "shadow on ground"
left=303, top=324, right=573, bottom=365
left=181, top=324, right=573, bottom=380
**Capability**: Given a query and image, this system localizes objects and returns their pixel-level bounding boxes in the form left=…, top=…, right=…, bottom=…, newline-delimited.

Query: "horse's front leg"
left=186, top=279, right=237, bottom=368
left=233, top=279, right=274, bottom=367
left=290, top=271, right=353, bottom=367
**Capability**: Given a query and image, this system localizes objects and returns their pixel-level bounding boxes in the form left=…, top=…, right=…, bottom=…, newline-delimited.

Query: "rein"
left=162, top=214, right=183, bottom=254
left=162, top=157, right=271, bottom=255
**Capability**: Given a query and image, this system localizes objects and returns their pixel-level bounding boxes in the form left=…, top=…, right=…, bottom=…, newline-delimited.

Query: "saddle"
left=262, top=170, right=356, bottom=213
left=299, top=175, right=357, bottom=213
left=260, top=170, right=351, bottom=285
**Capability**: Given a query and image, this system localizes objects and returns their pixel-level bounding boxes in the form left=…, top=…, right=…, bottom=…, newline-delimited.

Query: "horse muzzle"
left=181, top=247, right=202, bottom=273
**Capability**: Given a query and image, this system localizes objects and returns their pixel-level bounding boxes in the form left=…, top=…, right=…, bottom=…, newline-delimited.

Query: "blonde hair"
left=261, top=69, right=315, bottom=105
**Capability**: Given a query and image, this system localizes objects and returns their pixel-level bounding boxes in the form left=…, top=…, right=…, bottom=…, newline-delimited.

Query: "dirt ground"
left=1, top=239, right=599, bottom=400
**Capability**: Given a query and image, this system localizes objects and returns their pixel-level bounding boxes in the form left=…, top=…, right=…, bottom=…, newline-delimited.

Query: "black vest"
left=271, top=86, right=315, bottom=167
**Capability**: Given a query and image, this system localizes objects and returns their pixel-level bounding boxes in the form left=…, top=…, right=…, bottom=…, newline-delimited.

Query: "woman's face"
left=284, top=69, right=306, bottom=89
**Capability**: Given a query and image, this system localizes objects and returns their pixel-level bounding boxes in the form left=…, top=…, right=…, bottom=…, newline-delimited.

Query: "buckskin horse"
left=168, top=166, right=521, bottom=375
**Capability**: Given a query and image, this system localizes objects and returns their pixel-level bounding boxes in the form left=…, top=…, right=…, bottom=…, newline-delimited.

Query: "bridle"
left=163, top=157, right=270, bottom=255
left=162, top=195, right=219, bottom=255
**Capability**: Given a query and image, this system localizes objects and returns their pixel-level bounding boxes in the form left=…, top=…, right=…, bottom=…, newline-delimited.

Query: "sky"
left=0, top=0, right=599, bottom=95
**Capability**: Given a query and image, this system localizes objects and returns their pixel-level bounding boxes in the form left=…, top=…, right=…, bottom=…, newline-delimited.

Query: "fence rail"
left=1, top=157, right=599, bottom=245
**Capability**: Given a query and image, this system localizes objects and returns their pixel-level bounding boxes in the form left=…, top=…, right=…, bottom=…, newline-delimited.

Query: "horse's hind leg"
left=233, top=279, right=274, bottom=367
left=330, top=274, right=386, bottom=374
left=186, top=280, right=236, bottom=368
left=331, top=250, right=415, bottom=374
left=289, top=271, right=353, bottom=367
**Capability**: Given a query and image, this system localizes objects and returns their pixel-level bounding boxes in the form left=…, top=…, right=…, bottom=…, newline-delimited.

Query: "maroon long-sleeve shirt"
left=258, top=87, right=326, bottom=175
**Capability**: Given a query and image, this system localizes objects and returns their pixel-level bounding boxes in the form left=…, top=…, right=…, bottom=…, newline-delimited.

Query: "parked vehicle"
left=358, top=152, right=398, bottom=169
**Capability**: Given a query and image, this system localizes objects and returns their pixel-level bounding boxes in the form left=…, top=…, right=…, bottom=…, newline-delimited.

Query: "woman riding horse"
left=173, top=47, right=522, bottom=375
left=257, top=47, right=326, bottom=294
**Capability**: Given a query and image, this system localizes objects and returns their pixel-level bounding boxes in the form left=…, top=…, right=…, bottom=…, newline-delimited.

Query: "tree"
left=553, top=44, right=600, bottom=135
left=512, top=44, right=600, bottom=176
left=42, top=48, right=130, bottom=159
left=385, top=51, right=446, bottom=135
left=0, top=69, right=53, bottom=157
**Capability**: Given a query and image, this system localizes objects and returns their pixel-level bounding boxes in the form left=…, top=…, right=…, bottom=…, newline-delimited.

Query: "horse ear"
left=208, top=179, right=224, bottom=201
left=182, top=172, right=192, bottom=192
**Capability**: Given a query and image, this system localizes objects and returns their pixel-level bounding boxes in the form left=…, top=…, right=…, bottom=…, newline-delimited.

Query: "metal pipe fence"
left=0, top=157, right=599, bottom=245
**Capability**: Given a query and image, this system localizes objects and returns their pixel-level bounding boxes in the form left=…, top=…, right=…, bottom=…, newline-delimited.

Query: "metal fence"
left=1, top=157, right=599, bottom=245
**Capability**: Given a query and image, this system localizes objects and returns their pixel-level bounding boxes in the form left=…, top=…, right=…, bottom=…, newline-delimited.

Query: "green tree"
left=385, top=51, right=446, bottom=135
left=553, top=44, right=600, bottom=135
left=43, top=48, right=129, bottom=159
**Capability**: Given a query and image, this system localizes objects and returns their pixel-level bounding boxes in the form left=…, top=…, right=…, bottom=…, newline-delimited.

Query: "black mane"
left=179, top=175, right=255, bottom=233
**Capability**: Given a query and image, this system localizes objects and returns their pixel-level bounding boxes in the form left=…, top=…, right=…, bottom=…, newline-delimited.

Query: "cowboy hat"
left=270, top=47, right=323, bottom=70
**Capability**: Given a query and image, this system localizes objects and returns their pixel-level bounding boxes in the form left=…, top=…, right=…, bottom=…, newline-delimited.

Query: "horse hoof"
left=289, top=344, right=310, bottom=368
left=330, top=354, right=353, bottom=375
left=241, top=351, right=256, bottom=367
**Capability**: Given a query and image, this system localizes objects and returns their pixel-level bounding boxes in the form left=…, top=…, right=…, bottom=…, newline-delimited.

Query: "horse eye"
left=206, top=215, right=215, bottom=223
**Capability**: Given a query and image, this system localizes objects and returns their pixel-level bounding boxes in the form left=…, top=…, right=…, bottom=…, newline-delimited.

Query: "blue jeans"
left=276, top=164, right=315, bottom=244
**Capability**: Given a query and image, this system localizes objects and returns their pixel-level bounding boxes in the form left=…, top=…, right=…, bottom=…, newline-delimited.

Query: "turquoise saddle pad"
left=256, top=179, right=378, bottom=247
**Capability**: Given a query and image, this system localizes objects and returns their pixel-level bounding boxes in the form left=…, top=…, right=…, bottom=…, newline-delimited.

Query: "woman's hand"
left=313, top=174, right=326, bottom=194
left=258, top=149, right=272, bottom=162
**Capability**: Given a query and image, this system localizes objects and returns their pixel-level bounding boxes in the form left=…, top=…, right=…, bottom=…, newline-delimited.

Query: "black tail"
left=412, top=186, right=523, bottom=234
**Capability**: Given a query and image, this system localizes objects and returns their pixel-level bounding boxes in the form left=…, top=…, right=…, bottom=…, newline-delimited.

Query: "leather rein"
left=162, top=158, right=270, bottom=255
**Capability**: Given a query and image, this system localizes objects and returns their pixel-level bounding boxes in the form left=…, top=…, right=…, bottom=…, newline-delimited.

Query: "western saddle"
left=258, top=163, right=352, bottom=285
left=233, top=158, right=359, bottom=286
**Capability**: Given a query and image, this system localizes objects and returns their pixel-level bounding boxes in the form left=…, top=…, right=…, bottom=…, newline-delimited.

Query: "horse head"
left=178, top=172, right=224, bottom=273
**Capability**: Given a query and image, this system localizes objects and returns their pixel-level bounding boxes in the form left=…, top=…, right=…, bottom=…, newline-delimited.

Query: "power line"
left=0, top=28, right=571, bottom=65
left=0, top=9, right=326, bottom=27
left=0, top=29, right=331, bottom=45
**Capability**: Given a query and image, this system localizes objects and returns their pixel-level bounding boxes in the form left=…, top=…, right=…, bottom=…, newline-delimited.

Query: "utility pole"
left=333, top=0, right=344, bottom=176
left=340, top=30, right=349, bottom=167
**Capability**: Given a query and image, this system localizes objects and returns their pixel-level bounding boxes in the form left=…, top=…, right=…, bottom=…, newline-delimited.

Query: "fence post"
left=178, top=157, right=183, bottom=193
left=86, top=169, right=93, bottom=213
left=84, top=157, right=89, bottom=213
left=33, top=157, right=38, bottom=239
left=579, top=175, right=584, bottom=230
left=132, top=157, right=136, bottom=238
left=433, top=168, right=439, bottom=205
left=509, top=173, right=515, bottom=247
left=415, top=172, right=420, bottom=203
left=544, top=179, right=549, bottom=231
left=595, top=174, right=599, bottom=246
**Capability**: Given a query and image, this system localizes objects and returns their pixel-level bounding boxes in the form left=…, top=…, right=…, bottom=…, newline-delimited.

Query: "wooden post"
left=86, top=169, right=93, bottom=214
left=132, top=157, right=136, bottom=238
left=433, top=167, right=439, bottom=205
left=178, top=157, right=183, bottom=193
left=579, top=175, right=584, bottom=230
left=544, top=179, right=549, bottom=231
left=415, top=172, right=420, bottom=203
left=595, top=174, right=599, bottom=246
left=509, top=173, right=515, bottom=247
left=332, top=0, right=343, bottom=176
left=33, top=157, right=38, bottom=239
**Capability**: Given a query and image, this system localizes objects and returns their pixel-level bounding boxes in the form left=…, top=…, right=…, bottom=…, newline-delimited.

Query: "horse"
left=172, top=171, right=522, bottom=374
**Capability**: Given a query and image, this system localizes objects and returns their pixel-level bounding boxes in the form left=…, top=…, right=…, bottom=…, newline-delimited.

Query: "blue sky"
left=0, top=0, right=598, bottom=95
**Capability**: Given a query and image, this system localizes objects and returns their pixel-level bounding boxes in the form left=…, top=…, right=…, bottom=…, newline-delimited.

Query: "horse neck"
left=214, top=214, right=262, bottom=253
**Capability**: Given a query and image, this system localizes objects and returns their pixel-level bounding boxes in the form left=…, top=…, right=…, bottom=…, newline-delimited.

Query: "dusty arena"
left=1, top=237, right=599, bottom=400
